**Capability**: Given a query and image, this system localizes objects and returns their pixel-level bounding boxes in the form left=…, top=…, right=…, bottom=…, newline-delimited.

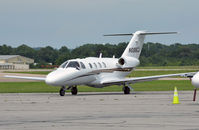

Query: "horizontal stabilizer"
left=103, top=33, right=133, bottom=36
left=140, top=32, right=177, bottom=35
left=104, top=32, right=177, bottom=36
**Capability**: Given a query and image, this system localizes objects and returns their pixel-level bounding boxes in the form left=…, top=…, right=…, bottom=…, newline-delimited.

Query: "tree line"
left=0, top=42, right=199, bottom=68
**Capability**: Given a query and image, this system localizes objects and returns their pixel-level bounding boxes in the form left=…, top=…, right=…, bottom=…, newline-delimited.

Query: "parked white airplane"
left=5, top=31, right=195, bottom=96
left=190, top=72, right=199, bottom=101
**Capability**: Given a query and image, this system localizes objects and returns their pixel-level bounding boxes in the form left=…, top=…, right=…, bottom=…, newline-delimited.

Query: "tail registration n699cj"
left=129, top=47, right=140, bottom=53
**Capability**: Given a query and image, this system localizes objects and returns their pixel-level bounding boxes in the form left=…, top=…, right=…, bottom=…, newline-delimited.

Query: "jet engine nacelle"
left=118, top=56, right=140, bottom=67
left=192, top=72, right=199, bottom=88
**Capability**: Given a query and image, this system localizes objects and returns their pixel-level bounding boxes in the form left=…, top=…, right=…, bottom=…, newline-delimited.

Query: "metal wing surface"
left=101, top=72, right=196, bottom=85
left=4, top=75, right=46, bottom=81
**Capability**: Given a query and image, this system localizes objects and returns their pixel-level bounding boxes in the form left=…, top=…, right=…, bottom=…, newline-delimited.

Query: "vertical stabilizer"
left=104, top=31, right=177, bottom=60
left=121, top=31, right=146, bottom=59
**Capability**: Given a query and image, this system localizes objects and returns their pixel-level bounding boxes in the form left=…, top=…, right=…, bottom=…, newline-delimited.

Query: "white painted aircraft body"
left=5, top=31, right=196, bottom=96
left=45, top=57, right=138, bottom=87
left=191, top=72, right=199, bottom=88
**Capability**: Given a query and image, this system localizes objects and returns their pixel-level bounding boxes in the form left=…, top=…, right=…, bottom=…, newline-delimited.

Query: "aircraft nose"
left=45, top=74, right=56, bottom=85
left=45, top=68, right=77, bottom=86
left=45, top=71, right=61, bottom=86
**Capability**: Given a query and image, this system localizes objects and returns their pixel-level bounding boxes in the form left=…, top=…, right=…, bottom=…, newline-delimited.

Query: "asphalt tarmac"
left=0, top=92, right=199, bottom=130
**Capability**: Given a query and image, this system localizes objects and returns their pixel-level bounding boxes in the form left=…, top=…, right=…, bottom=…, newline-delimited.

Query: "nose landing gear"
left=59, top=86, right=66, bottom=96
left=59, top=86, right=78, bottom=96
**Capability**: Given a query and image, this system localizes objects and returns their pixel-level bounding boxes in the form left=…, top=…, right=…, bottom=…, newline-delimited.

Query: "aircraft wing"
left=4, top=75, right=46, bottom=81
left=101, top=72, right=196, bottom=85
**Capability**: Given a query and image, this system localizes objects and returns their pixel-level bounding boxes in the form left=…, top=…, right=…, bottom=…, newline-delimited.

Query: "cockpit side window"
left=80, top=62, right=86, bottom=69
left=59, top=61, right=68, bottom=68
left=66, top=61, right=80, bottom=69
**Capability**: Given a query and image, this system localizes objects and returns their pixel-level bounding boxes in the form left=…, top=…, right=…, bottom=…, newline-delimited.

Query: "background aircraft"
left=189, top=72, right=199, bottom=101
left=5, top=31, right=195, bottom=96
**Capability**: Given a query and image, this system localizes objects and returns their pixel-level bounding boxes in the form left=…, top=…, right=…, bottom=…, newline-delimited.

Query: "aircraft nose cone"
left=45, top=68, right=77, bottom=86
left=45, top=74, right=56, bottom=85
left=45, top=70, right=62, bottom=86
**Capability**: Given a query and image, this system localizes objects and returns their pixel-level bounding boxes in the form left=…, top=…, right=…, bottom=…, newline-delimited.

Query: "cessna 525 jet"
left=5, top=31, right=195, bottom=96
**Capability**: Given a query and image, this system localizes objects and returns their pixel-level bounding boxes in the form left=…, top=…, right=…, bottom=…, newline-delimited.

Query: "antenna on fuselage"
left=99, top=53, right=102, bottom=58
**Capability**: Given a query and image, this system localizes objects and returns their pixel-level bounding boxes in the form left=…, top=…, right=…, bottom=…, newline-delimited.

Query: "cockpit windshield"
left=67, top=61, right=80, bottom=69
left=59, top=61, right=68, bottom=68
left=59, top=61, right=80, bottom=69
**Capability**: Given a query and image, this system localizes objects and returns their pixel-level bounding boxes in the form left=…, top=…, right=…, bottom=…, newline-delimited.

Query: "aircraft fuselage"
left=45, top=57, right=139, bottom=87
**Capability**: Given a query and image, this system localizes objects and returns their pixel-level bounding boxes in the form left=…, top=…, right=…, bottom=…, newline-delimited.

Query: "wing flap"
left=4, top=75, right=46, bottom=81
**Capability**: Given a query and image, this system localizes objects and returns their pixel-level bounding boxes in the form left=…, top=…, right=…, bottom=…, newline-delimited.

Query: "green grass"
left=0, top=80, right=194, bottom=93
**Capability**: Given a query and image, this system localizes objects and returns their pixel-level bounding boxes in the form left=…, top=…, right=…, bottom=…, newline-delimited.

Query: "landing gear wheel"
left=71, top=87, right=78, bottom=95
left=123, top=86, right=130, bottom=94
left=59, top=88, right=65, bottom=96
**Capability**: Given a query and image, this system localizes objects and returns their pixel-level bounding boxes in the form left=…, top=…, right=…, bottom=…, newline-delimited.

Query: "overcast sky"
left=0, top=0, right=198, bottom=48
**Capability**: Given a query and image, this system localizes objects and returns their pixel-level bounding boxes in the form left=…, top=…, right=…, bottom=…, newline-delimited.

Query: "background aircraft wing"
left=101, top=72, right=196, bottom=85
left=4, top=75, right=46, bottom=81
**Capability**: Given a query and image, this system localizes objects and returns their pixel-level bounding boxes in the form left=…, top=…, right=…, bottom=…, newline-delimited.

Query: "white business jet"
left=5, top=31, right=195, bottom=96
left=189, top=72, right=199, bottom=101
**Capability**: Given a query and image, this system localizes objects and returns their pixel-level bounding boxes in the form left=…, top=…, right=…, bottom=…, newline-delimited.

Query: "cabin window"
left=93, top=63, right=97, bottom=68
left=80, top=62, right=86, bottom=69
left=102, top=62, right=106, bottom=68
left=89, top=63, right=92, bottom=68
left=98, top=62, right=102, bottom=68
left=59, top=61, right=68, bottom=68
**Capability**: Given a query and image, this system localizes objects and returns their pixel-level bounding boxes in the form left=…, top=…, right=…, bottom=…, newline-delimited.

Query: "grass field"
left=0, top=80, right=194, bottom=93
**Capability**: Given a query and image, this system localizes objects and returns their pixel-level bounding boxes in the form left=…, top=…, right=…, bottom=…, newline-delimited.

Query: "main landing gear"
left=71, top=86, right=78, bottom=95
left=123, top=84, right=133, bottom=94
left=59, top=86, right=78, bottom=96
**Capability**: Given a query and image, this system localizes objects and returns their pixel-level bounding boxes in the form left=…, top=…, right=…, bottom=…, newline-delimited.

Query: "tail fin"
left=104, top=31, right=177, bottom=59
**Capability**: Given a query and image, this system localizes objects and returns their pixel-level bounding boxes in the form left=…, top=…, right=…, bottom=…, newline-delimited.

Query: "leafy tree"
left=14, top=44, right=36, bottom=58
left=0, top=44, right=13, bottom=55
left=36, top=46, right=58, bottom=64
left=1, top=42, right=199, bottom=67
left=56, top=46, right=71, bottom=65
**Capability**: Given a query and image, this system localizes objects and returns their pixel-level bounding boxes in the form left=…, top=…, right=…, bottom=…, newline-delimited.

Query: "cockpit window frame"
left=59, top=61, right=68, bottom=68
left=65, top=61, right=80, bottom=70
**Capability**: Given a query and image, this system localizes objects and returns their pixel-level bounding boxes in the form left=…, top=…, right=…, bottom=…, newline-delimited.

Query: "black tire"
left=59, top=88, right=65, bottom=96
left=71, top=87, right=78, bottom=95
left=123, top=86, right=130, bottom=94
